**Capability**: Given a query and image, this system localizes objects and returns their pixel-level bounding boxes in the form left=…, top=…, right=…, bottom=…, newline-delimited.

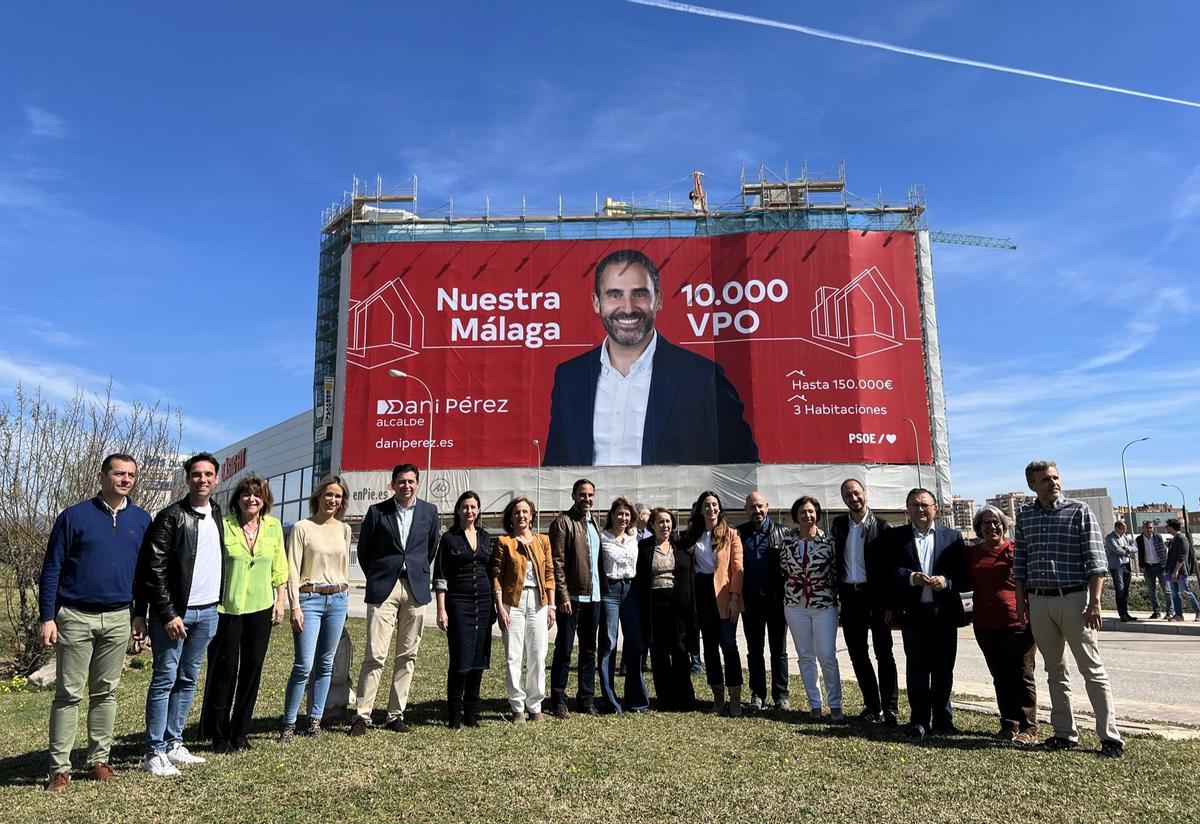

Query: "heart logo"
left=885, top=433, right=897, bottom=444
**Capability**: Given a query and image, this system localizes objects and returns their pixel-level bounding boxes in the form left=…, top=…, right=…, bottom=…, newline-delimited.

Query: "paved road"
left=346, top=587, right=1200, bottom=727
left=876, top=626, right=1200, bottom=727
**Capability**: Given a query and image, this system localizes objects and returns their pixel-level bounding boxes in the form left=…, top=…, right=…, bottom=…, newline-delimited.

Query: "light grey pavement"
left=345, top=585, right=1200, bottom=733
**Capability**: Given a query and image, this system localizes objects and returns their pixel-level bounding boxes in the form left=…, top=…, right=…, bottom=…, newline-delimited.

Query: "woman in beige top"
left=280, top=475, right=351, bottom=742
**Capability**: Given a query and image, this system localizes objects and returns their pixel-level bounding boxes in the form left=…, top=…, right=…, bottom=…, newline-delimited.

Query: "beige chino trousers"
left=1028, top=590, right=1122, bottom=744
left=355, top=577, right=425, bottom=722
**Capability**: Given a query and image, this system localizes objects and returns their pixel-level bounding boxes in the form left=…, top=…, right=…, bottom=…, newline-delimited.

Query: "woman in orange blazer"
left=682, top=490, right=745, bottom=716
left=490, top=496, right=556, bottom=724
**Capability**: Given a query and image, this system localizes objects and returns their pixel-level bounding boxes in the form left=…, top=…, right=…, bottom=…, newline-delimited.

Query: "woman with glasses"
left=967, top=505, right=1038, bottom=745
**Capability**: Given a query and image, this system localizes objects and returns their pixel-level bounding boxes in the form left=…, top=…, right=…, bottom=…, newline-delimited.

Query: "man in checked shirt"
left=1014, top=460, right=1124, bottom=758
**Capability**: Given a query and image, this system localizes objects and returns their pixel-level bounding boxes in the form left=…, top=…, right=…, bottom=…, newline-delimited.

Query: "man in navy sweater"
left=39, top=453, right=151, bottom=792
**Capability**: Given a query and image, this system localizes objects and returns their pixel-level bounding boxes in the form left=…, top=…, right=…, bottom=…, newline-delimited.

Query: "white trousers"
left=785, top=605, right=842, bottom=711
left=503, top=588, right=549, bottom=714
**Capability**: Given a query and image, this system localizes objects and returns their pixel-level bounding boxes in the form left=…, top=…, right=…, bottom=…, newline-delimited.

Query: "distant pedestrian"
left=1136, top=521, right=1172, bottom=619
left=1164, top=519, right=1199, bottom=622
left=1104, top=521, right=1137, bottom=622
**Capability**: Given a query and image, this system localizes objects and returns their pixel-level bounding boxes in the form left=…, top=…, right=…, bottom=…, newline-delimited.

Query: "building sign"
left=340, top=230, right=934, bottom=470
left=323, top=377, right=335, bottom=427
left=221, top=447, right=247, bottom=478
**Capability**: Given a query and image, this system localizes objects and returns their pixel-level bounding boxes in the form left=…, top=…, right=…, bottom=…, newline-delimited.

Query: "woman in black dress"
left=636, top=507, right=696, bottom=711
left=433, top=490, right=495, bottom=729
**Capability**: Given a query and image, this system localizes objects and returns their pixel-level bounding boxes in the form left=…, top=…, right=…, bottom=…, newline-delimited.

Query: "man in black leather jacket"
left=135, top=452, right=225, bottom=777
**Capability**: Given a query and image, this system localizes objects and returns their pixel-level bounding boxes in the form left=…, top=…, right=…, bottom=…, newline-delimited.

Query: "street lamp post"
left=1121, top=437, right=1150, bottom=535
left=388, top=368, right=434, bottom=481
left=532, top=439, right=543, bottom=531
left=902, top=417, right=923, bottom=490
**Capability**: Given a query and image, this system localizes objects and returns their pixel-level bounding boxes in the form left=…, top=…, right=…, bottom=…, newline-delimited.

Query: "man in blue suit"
left=877, top=487, right=967, bottom=740
left=351, top=463, right=441, bottom=735
left=543, top=249, right=759, bottom=467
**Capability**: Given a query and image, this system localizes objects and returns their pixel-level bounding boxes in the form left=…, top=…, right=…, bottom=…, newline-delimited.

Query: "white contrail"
left=626, top=0, right=1200, bottom=109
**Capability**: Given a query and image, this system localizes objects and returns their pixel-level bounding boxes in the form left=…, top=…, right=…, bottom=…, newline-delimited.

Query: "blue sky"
left=2, top=1, right=1197, bottom=511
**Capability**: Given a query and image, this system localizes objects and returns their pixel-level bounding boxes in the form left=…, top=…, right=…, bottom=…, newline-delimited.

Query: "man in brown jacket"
left=548, top=479, right=605, bottom=718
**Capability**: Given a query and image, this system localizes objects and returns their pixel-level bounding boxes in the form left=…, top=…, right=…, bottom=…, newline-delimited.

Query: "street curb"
left=1101, top=614, right=1200, bottom=636
left=952, top=698, right=1199, bottom=740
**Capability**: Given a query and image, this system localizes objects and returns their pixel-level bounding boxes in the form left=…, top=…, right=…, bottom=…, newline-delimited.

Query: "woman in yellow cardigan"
left=490, top=496, right=556, bottom=724
left=200, top=474, right=287, bottom=752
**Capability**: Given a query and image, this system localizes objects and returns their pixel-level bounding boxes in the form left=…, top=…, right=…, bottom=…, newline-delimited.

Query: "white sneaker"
left=143, top=752, right=182, bottom=778
left=166, top=743, right=206, bottom=766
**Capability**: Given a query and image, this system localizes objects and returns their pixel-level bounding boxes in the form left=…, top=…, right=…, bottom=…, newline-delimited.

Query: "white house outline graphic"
left=346, top=278, right=426, bottom=370
left=807, top=266, right=921, bottom=359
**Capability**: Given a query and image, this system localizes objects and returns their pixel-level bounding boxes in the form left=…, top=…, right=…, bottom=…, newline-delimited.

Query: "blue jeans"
left=1170, top=576, right=1200, bottom=618
left=598, top=578, right=648, bottom=712
left=284, top=590, right=349, bottom=723
left=1109, top=565, right=1131, bottom=617
left=146, top=605, right=219, bottom=754
left=1143, top=564, right=1170, bottom=613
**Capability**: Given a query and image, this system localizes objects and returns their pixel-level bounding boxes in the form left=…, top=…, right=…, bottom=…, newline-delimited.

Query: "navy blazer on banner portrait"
left=357, top=497, right=442, bottom=606
left=542, top=335, right=760, bottom=466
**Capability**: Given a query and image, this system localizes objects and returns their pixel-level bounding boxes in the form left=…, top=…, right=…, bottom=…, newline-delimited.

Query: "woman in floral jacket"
left=780, top=496, right=843, bottom=720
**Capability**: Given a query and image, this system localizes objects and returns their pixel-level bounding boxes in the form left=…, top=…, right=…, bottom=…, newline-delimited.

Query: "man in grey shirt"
left=1103, top=521, right=1136, bottom=622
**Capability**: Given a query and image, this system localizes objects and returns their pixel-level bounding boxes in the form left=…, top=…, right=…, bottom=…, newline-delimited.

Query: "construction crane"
left=929, top=230, right=1017, bottom=250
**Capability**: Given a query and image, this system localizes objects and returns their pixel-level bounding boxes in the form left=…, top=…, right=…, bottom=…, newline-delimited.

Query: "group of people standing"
left=1104, top=517, right=1198, bottom=622
left=38, top=451, right=360, bottom=788
left=39, top=453, right=1128, bottom=791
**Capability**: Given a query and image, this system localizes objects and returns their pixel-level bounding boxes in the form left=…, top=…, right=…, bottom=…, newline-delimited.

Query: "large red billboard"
left=340, top=230, right=934, bottom=470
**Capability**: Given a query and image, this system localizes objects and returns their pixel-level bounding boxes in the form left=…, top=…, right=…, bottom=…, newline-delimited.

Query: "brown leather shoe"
left=527, top=711, right=544, bottom=722
left=46, top=771, right=70, bottom=792
left=552, top=705, right=569, bottom=720
left=88, top=763, right=117, bottom=781
left=87, top=762, right=116, bottom=782
left=349, top=716, right=369, bottom=737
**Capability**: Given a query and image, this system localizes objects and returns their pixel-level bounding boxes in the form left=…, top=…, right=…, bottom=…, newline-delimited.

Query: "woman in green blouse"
left=199, top=474, right=287, bottom=752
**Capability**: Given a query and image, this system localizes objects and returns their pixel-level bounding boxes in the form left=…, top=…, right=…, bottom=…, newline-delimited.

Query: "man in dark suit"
left=829, top=478, right=897, bottom=725
left=543, top=248, right=758, bottom=467
left=351, top=463, right=441, bottom=735
left=876, top=487, right=967, bottom=740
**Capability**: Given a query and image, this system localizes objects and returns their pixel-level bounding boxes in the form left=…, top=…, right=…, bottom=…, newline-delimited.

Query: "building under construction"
left=307, top=163, right=992, bottom=521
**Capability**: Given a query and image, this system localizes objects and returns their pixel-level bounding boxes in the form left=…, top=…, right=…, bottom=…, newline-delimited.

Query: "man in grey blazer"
left=351, top=463, right=441, bottom=734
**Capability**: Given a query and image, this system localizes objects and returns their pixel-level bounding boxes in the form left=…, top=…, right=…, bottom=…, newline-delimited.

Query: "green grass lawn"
left=2, top=618, right=1196, bottom=823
